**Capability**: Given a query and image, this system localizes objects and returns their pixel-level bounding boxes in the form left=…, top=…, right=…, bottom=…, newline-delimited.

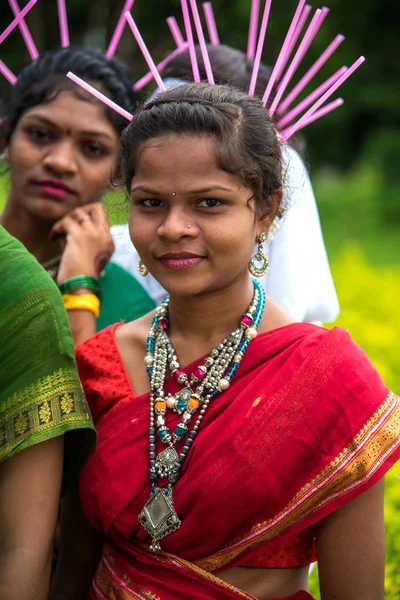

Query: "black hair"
left=120, top=82, right=284, bottom=220
left=2, top=46, right=135, bottom=145
left=163, top=44, right=303, bottom=154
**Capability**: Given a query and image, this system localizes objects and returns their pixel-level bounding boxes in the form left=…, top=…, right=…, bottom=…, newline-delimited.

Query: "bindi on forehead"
left=66, top=126, right=72, bottom=136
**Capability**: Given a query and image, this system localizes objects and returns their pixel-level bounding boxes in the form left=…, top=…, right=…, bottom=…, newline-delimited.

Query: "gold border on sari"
left=0, top=366, right=93, bottom=462
left=196, top=391, right=400, bottom=572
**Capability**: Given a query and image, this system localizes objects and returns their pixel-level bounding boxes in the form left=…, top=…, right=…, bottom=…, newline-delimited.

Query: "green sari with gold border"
left=0, top=226, right=96, bottom=490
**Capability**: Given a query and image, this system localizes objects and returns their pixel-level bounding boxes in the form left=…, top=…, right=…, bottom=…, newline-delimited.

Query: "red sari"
left=76, top=322, right=400, bottom=599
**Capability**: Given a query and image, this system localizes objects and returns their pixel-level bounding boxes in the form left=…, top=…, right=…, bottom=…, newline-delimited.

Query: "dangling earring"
left=249, top=232, right=270, bottom=277
left=138, top=260, right=149, bottom=277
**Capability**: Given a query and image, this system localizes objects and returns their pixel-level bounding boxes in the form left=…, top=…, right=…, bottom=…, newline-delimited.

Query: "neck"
left=0, top=196, right=62, bottom=264
left=167, top=277, right=255, bottom=353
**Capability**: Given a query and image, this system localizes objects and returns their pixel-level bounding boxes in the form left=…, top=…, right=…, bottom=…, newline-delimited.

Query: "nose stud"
left=187, top=225, right=191, bottom=229
left=172, top=192, right=176, bottom=196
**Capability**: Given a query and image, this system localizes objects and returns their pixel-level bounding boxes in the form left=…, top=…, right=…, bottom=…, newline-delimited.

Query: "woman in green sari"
left=0, top=225, right=95, bottom=599
left=0, top=47, right=161, bottom=346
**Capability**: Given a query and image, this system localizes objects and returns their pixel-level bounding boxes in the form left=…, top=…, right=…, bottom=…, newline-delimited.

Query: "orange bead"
left=155, top=401, right=166, bottom=411
left=188, top=398, right=200, bottom=410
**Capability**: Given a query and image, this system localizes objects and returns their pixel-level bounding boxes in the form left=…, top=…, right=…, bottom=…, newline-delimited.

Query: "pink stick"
left=203, top=3, right=219, bottom=45
left=269, top=7, right=329, bottom=117
left=189, top=0, right=214, bottom=84
left=8, top=0, right=39, bottom=60
left=167, top=16, right=185, bottom=47
left=0, top=0, right=37, bottom=45
left=274, top=4, right=312, bottom=82
left=106, top=0, right=135, bottom=59
left=277, top=33, right=344, bottom=115
left=124, top=12, right=166, bottom=93
left=0, top=59, right=17, bottom=85
left=248, top=0, right=273, bottom=96
left=277, top=66, right=347, bottom=128
left=279, top=98, right=343, bottom=137
left=262, top=0, right=307, bottom=106
left=280, top=56, right=365, bottom=143
left=181, top=0, right=200, bottom=83
left=247, top=0, right=260, bottom=59
left=57, top=0, right=70, bottom=47
left=67, top=72, right=133, bottom=121
left=134, top=42, right=189, bottom=91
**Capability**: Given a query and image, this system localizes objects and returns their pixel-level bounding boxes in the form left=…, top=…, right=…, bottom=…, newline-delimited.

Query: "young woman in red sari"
left=51, top=82, right=400, bottom=600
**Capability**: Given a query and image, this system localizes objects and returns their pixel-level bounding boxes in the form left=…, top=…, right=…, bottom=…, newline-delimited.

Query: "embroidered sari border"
left=196, top=391, right=400, bottom=571
left=0, top=366, right=94, bottom=462
left=154, top=552, right=259, bottom=599
left=93, top=550, right=161, bottom=600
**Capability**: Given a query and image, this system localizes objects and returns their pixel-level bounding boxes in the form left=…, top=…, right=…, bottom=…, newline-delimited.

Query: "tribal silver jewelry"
left=138, top=279, right=266, bottom=551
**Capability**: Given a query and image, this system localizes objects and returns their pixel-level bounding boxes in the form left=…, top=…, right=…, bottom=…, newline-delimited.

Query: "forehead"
left=133, top=135, right=241, bottom=190
left=18, top=90, right=116, bottom=135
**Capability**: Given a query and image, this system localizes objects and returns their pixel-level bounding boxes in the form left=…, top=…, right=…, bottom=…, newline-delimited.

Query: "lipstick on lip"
left=158, top=253, right=205, bottom=270
left=36, top=180, right=74, bottom=198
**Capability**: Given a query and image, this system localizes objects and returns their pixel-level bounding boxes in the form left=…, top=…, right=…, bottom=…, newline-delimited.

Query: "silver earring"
left=138, top=260, right=149, bottom=277
left=249, top=232, right=269, bottom=277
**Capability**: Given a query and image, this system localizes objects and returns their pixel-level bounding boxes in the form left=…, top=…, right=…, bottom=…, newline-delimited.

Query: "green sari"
left=0, top=226, right=96, bottom=490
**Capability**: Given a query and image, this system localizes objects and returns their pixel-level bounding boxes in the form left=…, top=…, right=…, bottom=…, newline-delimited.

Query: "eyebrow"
left=23, top=114, right=114, bottom=140
left=131, top=185, right=233, bottom=195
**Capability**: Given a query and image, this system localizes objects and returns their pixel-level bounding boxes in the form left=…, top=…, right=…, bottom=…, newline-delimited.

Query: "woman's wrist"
left=58, top=275, right=100, bottom=297
left=62, top=293, right=100, bottom=318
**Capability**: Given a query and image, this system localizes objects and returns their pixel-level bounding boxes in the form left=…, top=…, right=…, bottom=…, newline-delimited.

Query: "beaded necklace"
left=138, top=279, right=266, bottom=551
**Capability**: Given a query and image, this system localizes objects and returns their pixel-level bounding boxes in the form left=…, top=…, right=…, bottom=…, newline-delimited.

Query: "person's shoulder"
left=114, top=310, right=155, bottom=352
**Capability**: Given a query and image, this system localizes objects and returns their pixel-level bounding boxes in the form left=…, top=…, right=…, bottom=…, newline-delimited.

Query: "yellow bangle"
left=62, top=293, right=100, bottom=318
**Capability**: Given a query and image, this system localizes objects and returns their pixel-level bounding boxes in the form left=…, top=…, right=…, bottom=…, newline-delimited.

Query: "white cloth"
left=110, top=146, right=339, bottom=323
left=261, top=145, right=339, bottom=323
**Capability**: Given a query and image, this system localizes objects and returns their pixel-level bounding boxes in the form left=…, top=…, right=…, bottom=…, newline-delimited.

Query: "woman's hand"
left=51, top=204, right=114, bottom=283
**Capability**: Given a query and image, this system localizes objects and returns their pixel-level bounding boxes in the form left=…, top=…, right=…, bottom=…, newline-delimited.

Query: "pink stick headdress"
left=273, top=3, right=312, bottom=82
left=189, top=0, right=214, bottom=84
left=181, top=0, right=200, bottom=82
left=134, top=43, right=189, bottom=91
left=202, top=3, right=219, bottom=46
left=57, top=0, right=70, bottom=47
left=106, top=0, right=135, bottom=59
left=262, top=0, right=307, bottom=106
left=0, top=59, right=17, bottom=85
left=248, top=0, right=273, bottom=96
left=0, top=0, right=37, bottom=45
left=125, top=11, right=167, bottom=92
left=268, top=6, right=329, bottom=117
left=280, top=56, right=365, bottom=142
left=7, top=0, right=39, bottom=60
left=66, top=0, right=365, bottom=145
left=280, top=97, right=343, bottom=137
left=167, top=16, right=185, bottom=48
left=66, top=72, right=133, bottom=121
left=247, top=0, right=260, bottom=60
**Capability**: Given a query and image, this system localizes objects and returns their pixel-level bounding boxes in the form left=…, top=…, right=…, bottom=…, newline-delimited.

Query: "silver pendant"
left=155, top=446, right=179, bottom=478
left=138, top=487, right=181, bottom=552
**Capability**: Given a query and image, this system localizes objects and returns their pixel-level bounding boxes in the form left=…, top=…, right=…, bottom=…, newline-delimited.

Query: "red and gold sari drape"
left=76, top=323, right=400, bottom=599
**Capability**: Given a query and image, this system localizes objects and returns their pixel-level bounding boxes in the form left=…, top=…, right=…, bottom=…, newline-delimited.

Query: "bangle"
left=58, top=275, right=100, bottom=297
left=62, top=293, right=100, bottom=318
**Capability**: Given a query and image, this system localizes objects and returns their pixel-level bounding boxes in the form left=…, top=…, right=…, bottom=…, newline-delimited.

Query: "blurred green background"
left=1, top=0, right=399, bottom=596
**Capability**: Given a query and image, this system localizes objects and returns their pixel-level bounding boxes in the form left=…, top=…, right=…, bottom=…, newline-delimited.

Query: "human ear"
left=256, top=189, right=284, bottom=238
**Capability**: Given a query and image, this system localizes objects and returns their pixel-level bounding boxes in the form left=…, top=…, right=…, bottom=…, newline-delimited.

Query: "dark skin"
left=0, top=90, right=118, bottom=345
left=51, top=135, right=385, bottom=599
left=0, top=437, right=64, bottom=600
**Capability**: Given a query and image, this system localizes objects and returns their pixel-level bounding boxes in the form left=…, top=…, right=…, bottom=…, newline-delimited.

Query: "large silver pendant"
left=138, top=487, right=181, bottom=552
left=155, top=446, right=179, bottom=478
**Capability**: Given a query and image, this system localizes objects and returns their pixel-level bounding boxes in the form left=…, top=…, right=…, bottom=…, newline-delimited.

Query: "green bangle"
left=58, top=275, right=100, bottom=297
